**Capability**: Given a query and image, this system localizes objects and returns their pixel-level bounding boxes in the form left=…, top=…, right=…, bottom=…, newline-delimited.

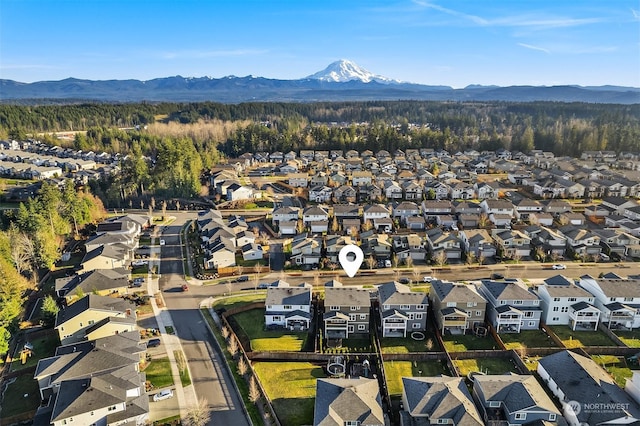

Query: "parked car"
left=257, top=283, right=270, bottom=289
left=131, top=260, right=148, bottom=267
left=399, top=277, right=411, bottom=284
left=490, top=273, right=505, bottom=280
left=552, top=264, right=567, bottom=270
left=160, top=239, right=166, bottom=246
left=153, top=389, right=174, bottom=402
left=147, top=338, right=161, bottom=348
left=236, top=275, right=249, bottom=282
left=423, top=276, right=434, bottom=283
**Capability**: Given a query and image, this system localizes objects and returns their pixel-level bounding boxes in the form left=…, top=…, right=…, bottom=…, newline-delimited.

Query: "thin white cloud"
left=632, top=8, right=640, bottom=21
left=160, top=49, right=268, bottom=60
left=411, top=0, right=604, bottom=30
left=518, top=43, right=551, bottom=54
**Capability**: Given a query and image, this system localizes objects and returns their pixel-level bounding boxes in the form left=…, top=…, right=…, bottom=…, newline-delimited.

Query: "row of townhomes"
left=34, top=213, right=153, bottom=425
left=261, top=276, right=640, bottom=426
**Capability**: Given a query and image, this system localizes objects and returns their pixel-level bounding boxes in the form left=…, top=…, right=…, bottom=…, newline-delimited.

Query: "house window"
left=283, top=305, right=292, bottom=310
left=401, top=304, right=410, bottom=310
left=357, top=324, right=366, bottom=331
left=349, top=314, right=357, bottom=321
left=524, top=311, right=534, bottom=318
left=88, top=320, right=95, bottom=325
left=528, top=321, right=535, bottom=326
left=568, top=298, right=577, bottom=302
left=359, top=314, right=367, bottom=320
left=561, top=307, right=568, bottom=313
left=553, top=307, right=559, bottom=311
left=408, top=313, right=415, bottom=320
left=549, top=414, right=556, bottom=421
left=467, top=302, right=474, bottom=307
left=330, top=306, right=340, bottom=311
left=436, top=419, right=449, bottom=424
left=412, top=323, right=421, bottom=329
left=624, top=297, right=634, bottom=302
left=350, top=306, right=360, bottom=311
left=515, top=413, right=527, bottom=421
left=489, top=401, right=500, bottom=408
left=610, top=297, right=616, bottom=302
left=513, top=300, right=523, bottom=305
left=446, top=302, right=456, bottom=307
left=383, top=304, right=390, bottom=310
left=416, top=313, right=423, bottom=320
left=416, top=304, right=425, bottom=310
left=552, top=317, right=559, bottom=321
left=345, top=421, right=360, bottom=426
left=476, top=311, right=482, bottom=317
left=553, top=297, right=560, bottom=302
left=79, top=322, right=83, bottom=327
left=108, top=405, right=118, bottom=411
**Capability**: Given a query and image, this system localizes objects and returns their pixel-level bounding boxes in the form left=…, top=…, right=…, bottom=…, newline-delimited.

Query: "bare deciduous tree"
left=237, top=356, right=248, bottom=376
left=466, top=251, right=476, bottom=265
left=405, top=256, right=413, bottom=268
left=248, top=375, right=261, bottom=404
left=183, top=397, right=211, bottom=426
left=433, top=250, right=447, bottom=266
left=366, top=255, right=376, bottom=270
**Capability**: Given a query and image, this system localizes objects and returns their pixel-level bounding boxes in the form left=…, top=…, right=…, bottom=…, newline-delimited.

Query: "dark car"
left=399, top=277, right=411, bottom=284
left=147, top=338, right=161, bottom=348
left=236, top=275, right=249, bottom=282
left=490, top=273, right=505, bottom=280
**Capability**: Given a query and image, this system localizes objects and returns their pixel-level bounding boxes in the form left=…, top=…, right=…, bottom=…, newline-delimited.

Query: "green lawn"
left=616, top=330, right=640, bottom=348
left=550, top=326, right=617, bottom=348
left=142, top=357, right=174, bottom=389
left=592, top=355, right=636, bottom=387
left=380, top=333, right=441, bottom=354
left=10, top=331, right=60, bottom=372
left=452, top=357, right=520, bottom=377
left=232, top=309, right=308, bottom=352
left=442, top=333, right=498, bottom=352
left=0, top=374, right=41, bottom=419
left=212, top=294, right=265, bottom=310
left=254, top=362, right=325, bottom=426
left=499, top=330, right=557, bottom=350
left=383, top=360, right=450, bottom=395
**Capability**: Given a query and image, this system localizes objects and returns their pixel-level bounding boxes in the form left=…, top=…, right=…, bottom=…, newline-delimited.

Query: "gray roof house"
left=401, top=376, right=483, bottom=426
left=473, top=374, right=561, bottom=425
left=377, top=282, right=428, bottom=338
left=313, top=378, right=384, bottom=426
left=264, top=285, right=312, bottom=331
left=430, top=280, right=487, bottom=335
left=324, top=287, right=371, bottom=339
left=538, top=350, right=640, bottom=425
left=478, top=280, right=542, bottom=333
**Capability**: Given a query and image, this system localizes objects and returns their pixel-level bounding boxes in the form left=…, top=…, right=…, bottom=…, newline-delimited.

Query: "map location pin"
left=338, top=244, right=364, bottom=278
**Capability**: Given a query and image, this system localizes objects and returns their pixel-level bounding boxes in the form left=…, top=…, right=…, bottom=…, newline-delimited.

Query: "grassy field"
left=452, top=357, right=520, bottom=377
left=499, top=330, right=557, bottom=350
left=142, top=357, right=174, bottom=389
left=212, top=293, right=265, bottom=310
left=383, top=360, right=450, bottom=395
left=253, top=362, right=325, bottom=426
left=616, top=330, right=640, bottom=348
left=10, top=331, right=60, bottom=372
left=0, top=374, right=41, bottom=419
left=232, top=309, right=308, bottom=352
left=592, top=355, right=636, bottom=387
left=380, top=333, right=440, bottom=354
left=550, top=326, right=617, bottom=348
left=442, top=333, right=498, bottom=352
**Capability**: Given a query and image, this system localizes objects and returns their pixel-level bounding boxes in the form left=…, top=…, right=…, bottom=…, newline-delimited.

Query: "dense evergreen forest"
left=1, top=101, right=639, bottom=157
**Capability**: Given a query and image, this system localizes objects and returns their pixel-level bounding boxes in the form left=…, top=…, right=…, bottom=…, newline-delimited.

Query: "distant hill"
left=2, top=60, right=638, bottom=104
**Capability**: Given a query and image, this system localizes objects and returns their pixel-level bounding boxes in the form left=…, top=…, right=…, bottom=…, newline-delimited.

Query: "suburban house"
left=203, top=237, right=236, bottom=269
left=226, top=183, right=254, bottom=201
left=33, top=331, right=148, bottom=426
left=557, top=225, right=602, bottom=258
left=84, top=232, right=136, bottom=255
left=272, top=206, right=300, bottom=223
left=492, top=230, right=531, bottom=260
left=529, top=226, right=567, bottom=259
left=578, top=275, right=640, bottom=329
left=55, top=269, right=130, bottom=302
left=363, top=204, right=391, bottom=223
left=288, top=172, right=309, bottom=187
left=241, top=243, right=264, bottom=261
left=376, top=282, right=428, bottom=337
left=303, top=205, right=329, bottom=225
left=430, top=280, right=487, bottom=335
left=291, top=235, right=323, bottom=266
left=55, top=294, right=136, bottom=345
left=313, top=378, right=384, bottom=426
left=472, top=374, right=561, bottom=425
left=401, top=376, right=483, bottom=426
left=426, top=228, right=462, bottom=260
left=325, top=235, right=357, bottom=263
left=478, top=280, right=542, bottom=333
left=309, top=185, right=333, bottom=203
left=538, top=350, right=640, bottom=426
left=323, top=286, right=371, bottom=338
left=536, top=275, right=600, bottom=330
left=80, top=244, right=129, bottom=271
left=459, top=229, right=496, bottom=259
left=392, top=201, right=420, bottom=222
left=264, top=284, right=312, bottom=331
left=392, top=234, right=427, bottom=262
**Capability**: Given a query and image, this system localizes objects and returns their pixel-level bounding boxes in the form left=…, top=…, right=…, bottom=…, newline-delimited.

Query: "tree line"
left=0, top=180, right=105, bottom=355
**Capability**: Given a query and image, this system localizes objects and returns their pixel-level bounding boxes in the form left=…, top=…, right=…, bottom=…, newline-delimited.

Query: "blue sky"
left=1, top=0, right=639, bottom=87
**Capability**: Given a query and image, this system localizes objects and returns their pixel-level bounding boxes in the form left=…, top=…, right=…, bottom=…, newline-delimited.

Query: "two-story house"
left=426, top=228, right=462, bottom=260
left=55, top=269, right=130, bottom=303
left=290, top=235, right=322, bottom=266
left=492, top=230, right=532, bottom=260
left=536, top=275, right=600, bottom=331
left=578, top=275, right=640, bottom=329
left=288, top=172, right=309, bottom=187
left=472, top=375, right=561, bottom=425
left=392, top=201, right=420, bottom=222
left=558, top=225, right=602, bottom=258
left=323, top=286, right=371, bottom=338
left=313, top=378, right=384, bottom=426
left=430, top=280, right=487, bottom=334
left=478, top=280, right=542, bottom=333
left=377, top=282, right=428, bottom=337
left=272, top=206, right=300, bottom=223
left=401, top=376, right=483, bottom=425
left=459, top=229, right=496, bottom=259
left=309, top=185, right=333, bottom=203
left=264, top=284, right=312, bottom=331
left=55, top=294, right=136, bottom=345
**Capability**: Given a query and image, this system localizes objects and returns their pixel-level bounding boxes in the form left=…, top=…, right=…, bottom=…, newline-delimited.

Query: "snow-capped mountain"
left=306, top=59, right=399, bottom=84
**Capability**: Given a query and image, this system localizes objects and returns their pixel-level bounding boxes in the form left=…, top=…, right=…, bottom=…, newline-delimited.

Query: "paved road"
left=158, top=216, right=249, bottom=426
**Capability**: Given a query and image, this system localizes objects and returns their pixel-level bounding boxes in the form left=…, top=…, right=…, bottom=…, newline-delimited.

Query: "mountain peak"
left=306, top=59, right=398, bottom=84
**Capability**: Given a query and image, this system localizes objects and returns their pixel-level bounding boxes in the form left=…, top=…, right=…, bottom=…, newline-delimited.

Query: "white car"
left=160, top=239, right=166, bottom=246
left=153, top=389, right=174, bottom=402
left=551, top=264, right=567, bottom=270
left=423, top=276, right=434, bottom=283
